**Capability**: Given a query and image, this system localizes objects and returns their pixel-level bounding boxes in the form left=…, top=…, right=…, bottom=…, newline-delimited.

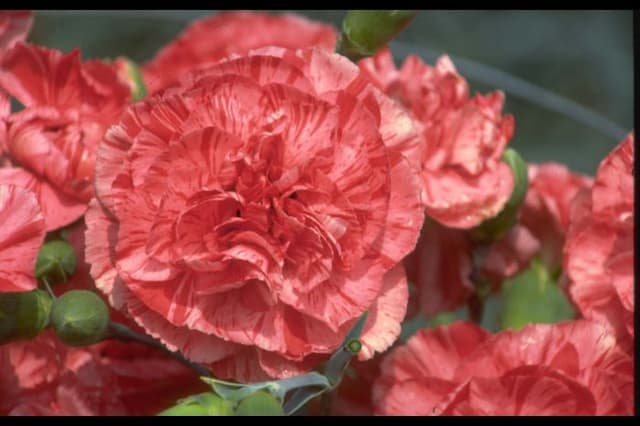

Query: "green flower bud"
left=470, top=148, right=529, bottom=242
left=35, top=240, right=77, bottom=286
left=50, top=290, right=109, bottom=346
left=235, top=391, right=283, bottom=416
left=0, top=289, right=52, bottom=343
left=158, top=393, right=234, bottom=416
left=114, top=57, right=147, bottom=102
left=339, top=10, right=417, bottom=60
left=346, top=339, right=362, bottom=354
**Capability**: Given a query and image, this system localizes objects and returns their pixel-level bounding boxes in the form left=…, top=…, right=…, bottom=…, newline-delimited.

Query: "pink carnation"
left=143, top=11, right=337, bottom=94
left=86, top=47, right=424, bottom=382
left=360, top=49, right=515, bottom=229
left=0, top=43, right=130, bottom=230
left=565, top=133, right=634, bottom=351
left=0, top=331, right=204, bottom=415
left=373, top=320, right=633, bottom=415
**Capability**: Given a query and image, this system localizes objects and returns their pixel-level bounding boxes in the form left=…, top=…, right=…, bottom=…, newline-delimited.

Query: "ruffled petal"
left=0, top=11, right=33, bottom=52
left=436, top=366, right=597, bottom=415
left=0, top=183, right=45, bottom=292
left=358, top=263, right=408, bottom=360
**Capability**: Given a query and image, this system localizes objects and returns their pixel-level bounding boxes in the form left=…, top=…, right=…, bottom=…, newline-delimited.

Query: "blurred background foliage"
left=29, top=10, right=633, bottom=176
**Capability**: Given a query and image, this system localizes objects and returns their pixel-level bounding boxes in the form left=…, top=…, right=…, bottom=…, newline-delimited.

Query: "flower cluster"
left=0, top=10, right=634, bottom=416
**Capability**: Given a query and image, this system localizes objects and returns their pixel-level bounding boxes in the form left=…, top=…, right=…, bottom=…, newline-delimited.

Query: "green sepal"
left=234, top=391, right=283, bottom=416
left=50, top=290, right=110, bottom=346
left=118, top=57, right=147, bottom=101
left=0, top=289, right=52, bottom=344
left=157, top=393, right=234, bottom=416
left=339, top=10, right=417, bottom=60
left=35, top=240, right=77, bottom=286
left=501, top=258, right=575, bottom=330
left=470, top=148, right=529, bottom=242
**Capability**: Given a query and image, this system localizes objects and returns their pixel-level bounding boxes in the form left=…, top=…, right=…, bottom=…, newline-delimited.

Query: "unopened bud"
left=50, top=290, right=109, bottom=346
left=234, top=391, right=283, bottom=416
left=114, top=57, right=147, bottom=101
left=339, top=11, right=417, bottom=60
left=346, top=339, right=362, bottom=354
left=158, top=393, right=234, bottom=416
left=35, top=240, right=77, bottom=286
left=0, top=289, right=52, bottom=343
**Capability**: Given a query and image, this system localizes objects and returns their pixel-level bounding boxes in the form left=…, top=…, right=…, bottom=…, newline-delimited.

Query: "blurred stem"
left=319, top=389, right=337, bottom=416
left=41, top=277, right=56, bottom=299
left=107, top=321, right=211, bottom=378
left=468, top=243, right=490, bottom=324
left=467, top=293, right=484, bottom=324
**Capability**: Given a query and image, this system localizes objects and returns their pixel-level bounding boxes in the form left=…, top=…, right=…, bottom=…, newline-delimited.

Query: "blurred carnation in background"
left=29, top=10, right=633, bottom=175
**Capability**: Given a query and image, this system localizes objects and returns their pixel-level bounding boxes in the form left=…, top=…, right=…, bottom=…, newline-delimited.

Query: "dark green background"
left=30, top=10, right=633, bottom=175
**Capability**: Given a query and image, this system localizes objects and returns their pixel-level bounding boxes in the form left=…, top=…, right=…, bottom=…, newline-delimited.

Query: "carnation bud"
left=470, top=148, right=529, bottom=242
left=0, top=289, right=52, bottom=343
left=158, top=393, right=234, bottom=416
left=235, top=391, right=284, bottom=416
left=339, top=10, right=417, bottom=60
left=113, top=57, right=147, bottom=101
left=346, top=339, right=362, bottom=354
left=35, top=240, right=77, bottom=286
left=50, top=290, right=109, bottom=346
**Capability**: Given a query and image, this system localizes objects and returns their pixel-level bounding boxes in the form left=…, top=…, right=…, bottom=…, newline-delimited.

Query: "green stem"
left=41, top=277, right=56, bottom=299
left=319, top=388, right=336, bottom=416
left=107, top=321, right=211, bottom=378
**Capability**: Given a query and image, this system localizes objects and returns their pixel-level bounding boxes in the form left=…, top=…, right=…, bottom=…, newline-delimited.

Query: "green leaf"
left=201, top=312, right=368, bottom=416
left=429, top=307, right=470, bottom=328
left=400, top=313, right=429, bottom=342
left=202, top=378, right=278, bottom=402
left=202, top=372, right=330, bottom=404
left=50, top=290, right=110, bottom=346
left=324, top=311, right=368, bottom=385
left=500, top=259, right=575, bottom=330
left=234, top=391, right=283, bottom=416
left=479, top=293, right=504, bottom=333
left=280, top=374, right=332, bottom=416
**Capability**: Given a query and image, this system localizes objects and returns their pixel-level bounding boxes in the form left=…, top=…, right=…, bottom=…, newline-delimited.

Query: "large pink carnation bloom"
left=86, top=47, right=425, bottom=382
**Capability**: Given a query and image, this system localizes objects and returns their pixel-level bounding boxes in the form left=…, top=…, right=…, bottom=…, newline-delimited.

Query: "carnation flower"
left=360, top=48, right=515, bottom=229
left=373, top=320, right=633, bottom=415
left=142, top=11, right=337, bottom=94
left=0, top=42, right=130, bottom=230
left=565, top=133, right=634, bottom=351
left=406, top=161, right=592, bottom=318
left=86, top=46, right=424, bottom=381
left=0, top=331, right=204, bottom=415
